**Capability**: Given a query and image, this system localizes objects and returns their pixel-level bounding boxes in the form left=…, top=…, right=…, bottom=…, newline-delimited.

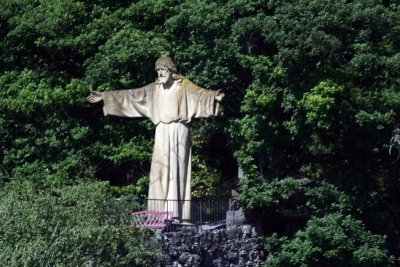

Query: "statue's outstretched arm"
left=87, top=85, right=152, bottom=118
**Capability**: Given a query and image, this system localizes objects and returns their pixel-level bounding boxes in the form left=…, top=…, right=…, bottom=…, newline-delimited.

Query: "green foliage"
left=111, top=176, right=150, bottom=200
left=233, top=2, right=400, bottom=261
left=301, top=80, right=344, bottom=130
left=235, top=0, right=400, bottom=179
left=191, top=120, right=231, bottom=198
left=239, top=177, right=354, bottom=220
left=192, top=155, right=224, bottom=198
left=0, top=0, right=158, bottom=188
left=265, top=214, right=395, bottom=267
left=0, top=181, right=160, bottom=266
left=303, top=182, right=354, bottom=216
left=1, top=0, right=400, bottom=265
left=238, top=177, right=306, bottom=210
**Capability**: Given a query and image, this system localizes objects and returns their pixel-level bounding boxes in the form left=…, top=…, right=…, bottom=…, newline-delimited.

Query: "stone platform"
left=158, top=224, right=264, bottom=267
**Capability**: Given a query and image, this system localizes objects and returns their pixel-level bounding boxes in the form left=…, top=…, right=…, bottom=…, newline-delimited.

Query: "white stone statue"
left=87, top=57, right=224, bottom=220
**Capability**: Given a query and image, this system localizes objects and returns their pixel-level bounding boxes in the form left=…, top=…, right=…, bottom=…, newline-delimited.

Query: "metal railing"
left=133, top=198, right=234, bottom=225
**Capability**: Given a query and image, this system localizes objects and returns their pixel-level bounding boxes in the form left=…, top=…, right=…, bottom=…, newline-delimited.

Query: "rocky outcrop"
left=160, top=225, right=264, bottom=267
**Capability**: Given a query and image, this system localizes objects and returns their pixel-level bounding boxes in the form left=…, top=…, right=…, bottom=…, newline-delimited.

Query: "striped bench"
left=132, top=210, right=174, bottom=229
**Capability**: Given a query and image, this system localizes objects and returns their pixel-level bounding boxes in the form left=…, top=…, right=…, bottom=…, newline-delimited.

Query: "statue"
left=87, top=57, right=224, bottom=220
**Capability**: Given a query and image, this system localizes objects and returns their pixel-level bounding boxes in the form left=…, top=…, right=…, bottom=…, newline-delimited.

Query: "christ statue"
left=87, top=57, right=224, bottom=220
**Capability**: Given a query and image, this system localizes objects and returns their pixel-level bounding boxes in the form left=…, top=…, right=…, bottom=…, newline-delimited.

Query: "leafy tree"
left=0, top=181, right=159, bottom=266
left=233, top=0, right=400, bottom=263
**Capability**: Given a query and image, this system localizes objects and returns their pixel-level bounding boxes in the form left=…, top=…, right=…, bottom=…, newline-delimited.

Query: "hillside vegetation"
left=1, top=0, right=399, bottom=265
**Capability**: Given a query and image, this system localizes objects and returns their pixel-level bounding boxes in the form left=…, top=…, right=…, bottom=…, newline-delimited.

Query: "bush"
left=265, top=213, right=395, bottom=267
left=0, top=181, right=160, bottom=267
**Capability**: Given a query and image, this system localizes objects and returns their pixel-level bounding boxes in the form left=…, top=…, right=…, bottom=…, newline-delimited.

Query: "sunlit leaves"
left=301, top=80, right=344, bottom=129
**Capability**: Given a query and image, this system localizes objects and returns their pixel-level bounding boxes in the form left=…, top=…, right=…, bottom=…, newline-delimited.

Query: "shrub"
left=0, top=181, right=160, bottom=267
left=265, top=213, right=395, bottom=267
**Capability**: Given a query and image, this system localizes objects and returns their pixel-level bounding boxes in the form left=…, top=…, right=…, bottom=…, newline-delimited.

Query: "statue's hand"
left=86, top=91, right=104, bottom=103
left=215, top=89, right=225, bottom=102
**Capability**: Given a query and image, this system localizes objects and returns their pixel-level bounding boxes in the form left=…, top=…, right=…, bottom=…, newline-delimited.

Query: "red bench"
left=132, top=211, right=174, bottom=229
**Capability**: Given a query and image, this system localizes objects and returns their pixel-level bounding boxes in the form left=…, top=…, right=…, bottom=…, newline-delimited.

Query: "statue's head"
left=155, top=56, right=179, bottom=85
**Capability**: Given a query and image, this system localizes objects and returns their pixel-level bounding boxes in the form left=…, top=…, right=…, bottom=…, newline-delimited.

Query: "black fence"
left=133, top=198, right=237, bottom=225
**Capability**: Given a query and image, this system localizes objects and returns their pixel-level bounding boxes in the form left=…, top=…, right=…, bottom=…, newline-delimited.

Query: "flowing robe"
left=101, top=77, right=220, bottom=220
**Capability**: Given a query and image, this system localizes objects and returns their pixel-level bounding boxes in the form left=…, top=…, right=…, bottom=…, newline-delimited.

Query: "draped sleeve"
left=102, top=83, right=154, bottom=119
left=182, top=78, right=220, bottom=121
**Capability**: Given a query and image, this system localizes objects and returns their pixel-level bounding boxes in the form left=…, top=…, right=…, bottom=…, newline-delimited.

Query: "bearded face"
left=156, top=65, right=172, bottom=84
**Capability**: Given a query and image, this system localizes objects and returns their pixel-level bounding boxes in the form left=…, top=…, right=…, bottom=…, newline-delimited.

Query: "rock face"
left=160, top=225, right=264, bottom=267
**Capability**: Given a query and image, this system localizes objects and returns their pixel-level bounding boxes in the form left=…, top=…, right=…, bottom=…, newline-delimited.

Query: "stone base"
left=226, top=209, right=246, bottom=228
left=160, top=225, right=264, bottom=267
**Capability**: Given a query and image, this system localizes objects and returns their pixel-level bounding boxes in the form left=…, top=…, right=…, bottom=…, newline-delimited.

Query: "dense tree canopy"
left=1, top=0, right=399, bottom=265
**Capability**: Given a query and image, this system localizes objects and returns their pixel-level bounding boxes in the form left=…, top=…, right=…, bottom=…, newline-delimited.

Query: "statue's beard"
left=158, top=76, right=168, bottom=84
